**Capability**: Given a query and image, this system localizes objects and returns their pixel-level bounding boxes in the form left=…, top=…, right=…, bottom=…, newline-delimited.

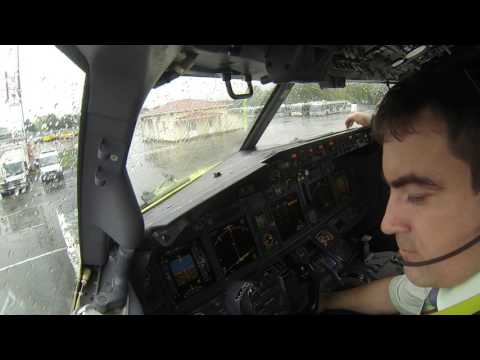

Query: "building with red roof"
left=139, top=99, right=245, bottom=142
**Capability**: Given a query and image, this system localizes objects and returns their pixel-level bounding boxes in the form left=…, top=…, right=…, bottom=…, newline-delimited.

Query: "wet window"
left=0, top=46, right=84, bottom=314
left=39, top=154, right=58, bottom=167
left=128, top=76, right=274, bottom=211
left=257, top=82, right=388, bottom=149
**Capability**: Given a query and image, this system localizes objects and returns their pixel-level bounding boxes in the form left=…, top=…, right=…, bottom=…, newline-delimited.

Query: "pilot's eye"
left=407, top=194, right=428, bottom=205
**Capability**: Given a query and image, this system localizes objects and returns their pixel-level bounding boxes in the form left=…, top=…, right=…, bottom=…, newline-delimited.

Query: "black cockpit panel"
left=136, top=127, right=400, bottom=314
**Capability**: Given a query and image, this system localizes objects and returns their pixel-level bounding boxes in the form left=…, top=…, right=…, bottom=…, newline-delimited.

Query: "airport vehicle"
left=0, top=145, right=30, bottom=197
left=38, top=150, right=64, bottom=192
left=41, top=133, right=57, bottom=143
left=58, top=130, right=75, bottom=140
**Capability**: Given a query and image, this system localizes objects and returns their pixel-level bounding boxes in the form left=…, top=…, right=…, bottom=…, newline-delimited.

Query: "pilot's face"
left=380, top=108, right=480, bottom=288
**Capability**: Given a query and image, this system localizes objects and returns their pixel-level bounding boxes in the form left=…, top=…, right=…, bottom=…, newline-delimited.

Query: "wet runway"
left=0, top=139, right=78, bottom=315
left=0, top=170, right=77, bottom=314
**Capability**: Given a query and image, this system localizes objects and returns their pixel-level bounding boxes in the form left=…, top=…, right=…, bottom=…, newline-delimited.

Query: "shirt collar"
left=437, top=272, right=480, bottom=311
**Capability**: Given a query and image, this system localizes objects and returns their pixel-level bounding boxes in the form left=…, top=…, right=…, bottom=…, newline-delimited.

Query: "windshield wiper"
left=141, top=162, right=220, bottom=213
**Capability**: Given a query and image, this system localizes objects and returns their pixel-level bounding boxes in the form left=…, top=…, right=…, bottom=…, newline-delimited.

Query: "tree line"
left=233, top=82, right=389, bottom=108
left=25, top=113, right=80, bottom=134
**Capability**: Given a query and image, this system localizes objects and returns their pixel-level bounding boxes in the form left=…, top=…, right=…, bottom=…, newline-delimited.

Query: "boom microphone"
left=400, top=235, right=480, bottom=267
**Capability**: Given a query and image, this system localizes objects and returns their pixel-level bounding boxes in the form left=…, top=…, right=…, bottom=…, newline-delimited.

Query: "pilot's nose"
left=380, top=192, right=410, bottom=235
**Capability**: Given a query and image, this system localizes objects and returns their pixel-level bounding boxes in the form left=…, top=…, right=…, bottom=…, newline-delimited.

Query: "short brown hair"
left=373, top=68, right=480, bottom=192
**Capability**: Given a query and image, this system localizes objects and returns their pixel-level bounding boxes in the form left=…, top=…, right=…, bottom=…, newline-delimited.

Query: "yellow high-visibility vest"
left=430, top=293, right=480, bottom=315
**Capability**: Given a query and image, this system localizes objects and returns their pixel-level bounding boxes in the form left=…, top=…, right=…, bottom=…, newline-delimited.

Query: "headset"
left=400, top=236, right=480, bottom=267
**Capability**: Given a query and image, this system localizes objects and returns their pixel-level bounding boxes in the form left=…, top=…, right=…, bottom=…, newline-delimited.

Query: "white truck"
left=38, top=150, right=65, bottom=192
left=0, top=145, right=31, bottom=197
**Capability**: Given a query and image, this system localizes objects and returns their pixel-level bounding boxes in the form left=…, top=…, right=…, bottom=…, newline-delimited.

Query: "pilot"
left=318, top=69, right=480, bottom=315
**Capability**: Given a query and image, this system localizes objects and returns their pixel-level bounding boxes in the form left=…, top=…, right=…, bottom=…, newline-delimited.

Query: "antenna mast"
left=16, top=45, right=26, bottom=144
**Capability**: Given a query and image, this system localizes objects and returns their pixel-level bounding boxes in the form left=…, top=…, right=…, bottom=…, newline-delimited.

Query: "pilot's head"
left=373, top=68, right=480, bottom=288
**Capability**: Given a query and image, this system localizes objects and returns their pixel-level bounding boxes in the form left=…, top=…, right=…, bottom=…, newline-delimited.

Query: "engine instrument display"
left=271, top=192, right=306, bottom=241
left=334, top=172, right=351, bottom=202
left=210, top=217, right=258, bottom=277
left=254, top=212, right=279, bottom=252
left=309, top=177, right=336, bottom=215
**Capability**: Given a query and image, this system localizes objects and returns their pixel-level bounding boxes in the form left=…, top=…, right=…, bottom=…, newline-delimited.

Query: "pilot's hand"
left=316, top=292, right=333, bottom=314
left=345, top=112, right=373, bottom=128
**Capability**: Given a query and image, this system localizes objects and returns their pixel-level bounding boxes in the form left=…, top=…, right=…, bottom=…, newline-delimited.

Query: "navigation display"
left=210, top=217, right=258, bottom=277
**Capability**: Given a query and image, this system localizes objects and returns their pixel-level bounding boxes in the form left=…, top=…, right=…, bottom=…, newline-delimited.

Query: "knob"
left=94, top=167, right=107, bottom=187
left=97, top=138, right=110, bottom=160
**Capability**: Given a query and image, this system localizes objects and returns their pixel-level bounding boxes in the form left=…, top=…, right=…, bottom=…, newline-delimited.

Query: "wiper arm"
left=141, top=162, right=220, bottom=213
left=141, top=176, right=186, bottom=210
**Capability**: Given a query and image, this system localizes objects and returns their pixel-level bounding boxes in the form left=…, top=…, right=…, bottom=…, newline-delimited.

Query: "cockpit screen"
left=334, top=173, right=351, bottom=202
left=210, top=217, right=258, bottom=277
left=168, top=253, right=202, bottom=298
left=309, top=177, right=335, bottom=215
left=271, top=192, right=306, bottom=241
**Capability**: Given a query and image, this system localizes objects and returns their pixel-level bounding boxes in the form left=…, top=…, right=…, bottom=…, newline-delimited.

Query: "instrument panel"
left=141, top=128, right=376, bottom=314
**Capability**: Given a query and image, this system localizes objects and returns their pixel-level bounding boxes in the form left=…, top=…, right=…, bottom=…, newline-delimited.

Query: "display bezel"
left=270, top=191, right=307, bottom=242
left=208, top=215, right=260, bottom=278
left=159, top=241, right=214, bottom=303
left=332, top=170, right=352, bottom=204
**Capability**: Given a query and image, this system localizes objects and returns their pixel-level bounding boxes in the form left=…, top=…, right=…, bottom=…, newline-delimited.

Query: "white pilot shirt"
left=388, top=272, right=480, bottom=315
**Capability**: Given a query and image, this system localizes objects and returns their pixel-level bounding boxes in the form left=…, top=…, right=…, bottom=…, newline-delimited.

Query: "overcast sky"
left=0, top=45, right=274, bottom=131
left=0, top=45, right=85, bottom=130
left=143, top=76, right=273, bottom=109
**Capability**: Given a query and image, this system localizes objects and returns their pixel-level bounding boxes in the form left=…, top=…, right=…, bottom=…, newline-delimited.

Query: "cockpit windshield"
left=257, top=82, right=388, bottom=149
left=127, top=76, right=275, bottom=211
